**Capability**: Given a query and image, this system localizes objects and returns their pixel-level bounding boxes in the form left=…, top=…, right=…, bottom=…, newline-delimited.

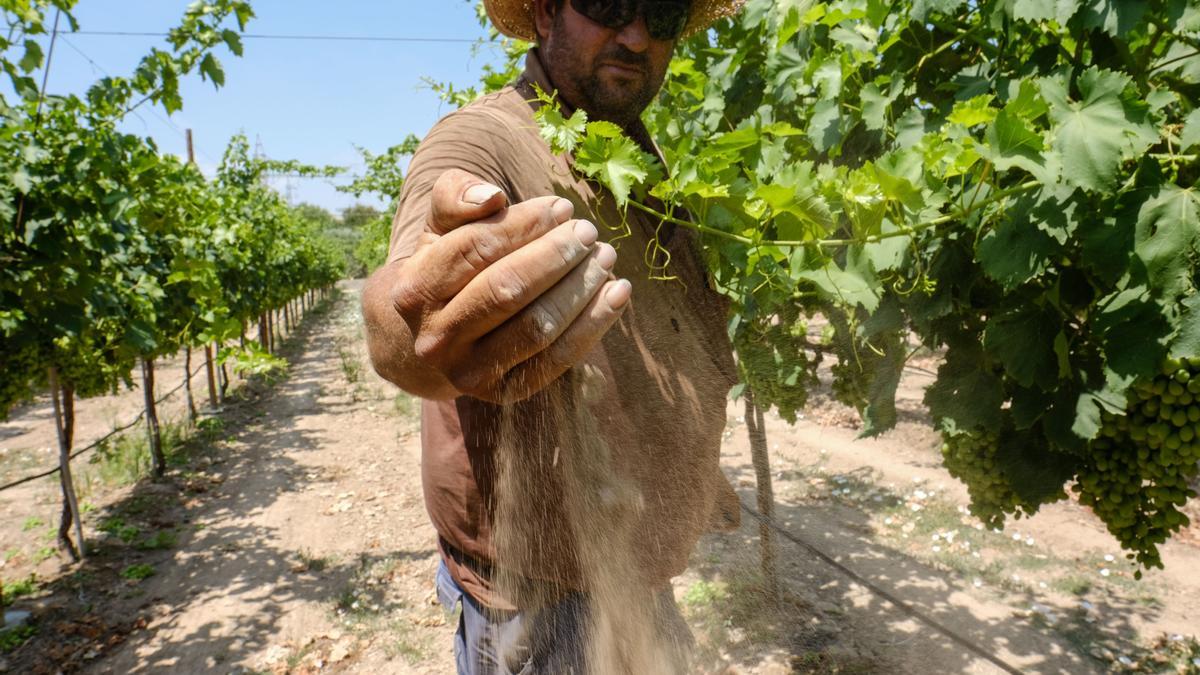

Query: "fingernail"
left=551, top=198, right=574, bottom=223
left=605, top=279, right=632, bottom=310
left=596, top=242, right=617, bottom=269
left=464, top=183, right=502, bottom=205
left=574, top=220, right=598, bottom=246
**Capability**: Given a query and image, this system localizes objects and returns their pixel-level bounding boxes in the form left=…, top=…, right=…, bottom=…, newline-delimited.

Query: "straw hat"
left=484, top=0, right=746, bottom=42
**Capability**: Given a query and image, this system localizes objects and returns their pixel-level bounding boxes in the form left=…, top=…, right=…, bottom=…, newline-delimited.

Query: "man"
left=362, top=0, right=745, bottom=671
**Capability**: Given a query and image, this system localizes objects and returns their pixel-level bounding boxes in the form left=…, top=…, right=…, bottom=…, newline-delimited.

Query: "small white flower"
left=1024, top=537, right=1035, bottom=546
left=1012, top=574, right=1021, bottom=582
left=932, top=534, right=940, bottom=541
left=1100, top=568, right=1111, bottom=577
left=1104, top=554, right=1115, bottom=562
left=1012, top=533, right=1022, bottom=541
left=973, top=578, right=983, bottom=588
left=884, top=517, right=894, bottom=525
left=932, top=545, right=942, bottom=552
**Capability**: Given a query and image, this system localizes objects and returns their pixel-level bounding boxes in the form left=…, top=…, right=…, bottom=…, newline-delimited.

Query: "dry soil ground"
left=1, top=280, right=1198, bottom=674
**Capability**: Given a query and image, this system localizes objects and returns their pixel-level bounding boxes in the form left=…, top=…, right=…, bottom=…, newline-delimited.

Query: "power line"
left=70, top=30, right=479, bottom=44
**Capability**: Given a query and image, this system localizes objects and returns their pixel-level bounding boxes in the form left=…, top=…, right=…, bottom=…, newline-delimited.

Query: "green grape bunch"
left=1077, top=357, right=1200, bottom=571
left=941, top=426, right=1068, bottom=530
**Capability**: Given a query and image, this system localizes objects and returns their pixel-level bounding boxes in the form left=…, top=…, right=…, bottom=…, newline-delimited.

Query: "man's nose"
left=614, top=15, right=651, bottom=53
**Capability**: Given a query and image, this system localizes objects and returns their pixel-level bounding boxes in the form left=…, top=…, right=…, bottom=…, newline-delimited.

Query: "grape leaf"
left=1040, top=68, right=1152, bottom=192
left=983, top=305, right=1061, bottom=389
left=912, top=0, right=967, bottom=21
left=859, top=338, right=904, bottom=438
left=1134, top=184, right=1200, bottom=299
left=860, top=83, right=894, bottom=131
left=1096, top=287, right=1172, bottom=379
left=980, top=109, right=1058, bottom=184
left=1082, top=0, right=1147, bottom=36
left=995, top=426, right=1080, bottom=503
left=947, top=94, right=996, bottom=127
left=798, top=263, right=880, bottom=313
left=976, top=194, right=1060, bottom=289
left=536, top=105, right=587, bottom=155
left=807, top=100, right=841, bottom=153
left=19, top=40, right=42, bottom=74
left=1008, top=0, right=1082, bottom=23
left=925, top=348, right=1005, bottom=431
left=199, top=53, right=225, bottom=88
left=1169, top=294, right=1200, bottom=360
left=1181, top=109, right=1200, bottom=151
left=574, top=130, right=654, bottom=208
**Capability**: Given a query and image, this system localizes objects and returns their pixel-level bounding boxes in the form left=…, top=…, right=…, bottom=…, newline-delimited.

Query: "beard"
left=543, top=15, right=665, bottom=129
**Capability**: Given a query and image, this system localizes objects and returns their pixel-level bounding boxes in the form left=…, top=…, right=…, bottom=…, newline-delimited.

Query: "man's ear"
left=533, top=0, right=557, bottom=43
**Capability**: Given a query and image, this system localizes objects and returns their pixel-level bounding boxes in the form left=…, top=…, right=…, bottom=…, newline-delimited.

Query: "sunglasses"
left=568, top=0, right=692, bottom=41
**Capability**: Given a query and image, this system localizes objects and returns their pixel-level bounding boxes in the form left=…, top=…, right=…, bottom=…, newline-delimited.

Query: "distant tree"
left=340, top=203, right=381, bottom=231
left=337, top=138, right=420, bottom=276
left=292, top=203, right=337, bottom=230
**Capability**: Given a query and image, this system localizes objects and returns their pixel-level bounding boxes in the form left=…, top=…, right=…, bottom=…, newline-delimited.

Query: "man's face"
left=535, top=0, right=679, bottom=129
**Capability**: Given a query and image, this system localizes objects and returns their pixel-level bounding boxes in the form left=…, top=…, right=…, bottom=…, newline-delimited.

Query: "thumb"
left=427, top=168, right=509, bottom=235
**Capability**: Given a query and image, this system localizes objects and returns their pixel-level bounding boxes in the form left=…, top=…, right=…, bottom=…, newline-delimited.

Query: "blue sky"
left=37, top=0, right=500, bottom=214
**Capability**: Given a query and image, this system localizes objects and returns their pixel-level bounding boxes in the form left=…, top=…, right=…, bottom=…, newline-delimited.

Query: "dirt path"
left=2, top=281, right=1198, bottom=674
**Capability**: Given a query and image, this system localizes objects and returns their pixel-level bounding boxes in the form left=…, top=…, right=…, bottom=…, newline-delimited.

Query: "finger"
left=466, top=242, right=617, bottom=376
left=487, top=278, right=632, bottom=404
left=436, top=220, right=602, bottom=343
left=427, top=168, right=509, bottom=235
left=411, top=196, right=576, bottom=305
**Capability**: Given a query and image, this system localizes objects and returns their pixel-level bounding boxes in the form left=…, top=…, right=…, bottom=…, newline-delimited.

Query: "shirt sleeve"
left=387, top=104, right=516, bottom=265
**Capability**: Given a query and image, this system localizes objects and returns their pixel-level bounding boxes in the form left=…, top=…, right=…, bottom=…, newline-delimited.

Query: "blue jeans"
left=435, top=560, right=692, bottom=675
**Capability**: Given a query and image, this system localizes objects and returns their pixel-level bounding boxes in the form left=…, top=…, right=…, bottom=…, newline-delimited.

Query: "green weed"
left=0, top=624, right=36, bottom=653
left=90, top=421, right=188, bottom=487
left=136, top=530, right=177, bottom=551
left=20, top=517, right=43, bottom=532
left=99, top=517, right=140, bottom=544
left=1, top=574, right=38, bottom=606
left=120, top=564, right=155, bottom=581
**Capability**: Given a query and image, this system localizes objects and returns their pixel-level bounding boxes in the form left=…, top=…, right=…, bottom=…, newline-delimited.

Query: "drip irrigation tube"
left=739, top=500, right=1023, bottom=675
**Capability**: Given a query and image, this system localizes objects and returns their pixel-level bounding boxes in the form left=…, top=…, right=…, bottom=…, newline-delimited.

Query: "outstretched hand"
left=384, top=168, right=632, bottom=403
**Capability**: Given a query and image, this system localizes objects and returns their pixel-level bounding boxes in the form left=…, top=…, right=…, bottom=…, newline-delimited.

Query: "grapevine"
left=512, top=0, right=1200, bottom=570
left=0, top=0, right=344, bottom=556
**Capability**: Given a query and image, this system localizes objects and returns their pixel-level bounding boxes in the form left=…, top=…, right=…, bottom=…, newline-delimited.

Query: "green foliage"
left=335, top=140, right=424, bottom=275
left=0, top=624, right=36, bottom=653
left=523, top=0, right=1199, bottom=568
left=1, top=574, right=38, bottom=606
left=119, top=563, right=155, bottom=581
left=0, top=1, right=336, bottom=422
left=98, top=517, right=140, bottom=544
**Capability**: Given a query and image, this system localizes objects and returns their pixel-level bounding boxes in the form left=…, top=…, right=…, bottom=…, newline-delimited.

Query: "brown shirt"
left=389, top=49, right=740, bottom=609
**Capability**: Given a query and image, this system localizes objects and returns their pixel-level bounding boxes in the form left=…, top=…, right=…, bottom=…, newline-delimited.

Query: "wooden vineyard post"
left=183, top=345, right=197, bottom=422
left=141, top=358, right=165, bottom=477
left=218, top=348, right=230, bottom=401
left=204, top=343, right=218, bottom=410
left=745, top=395, right=780, bottom=605
left=48, top=367, right=84, bottom=562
